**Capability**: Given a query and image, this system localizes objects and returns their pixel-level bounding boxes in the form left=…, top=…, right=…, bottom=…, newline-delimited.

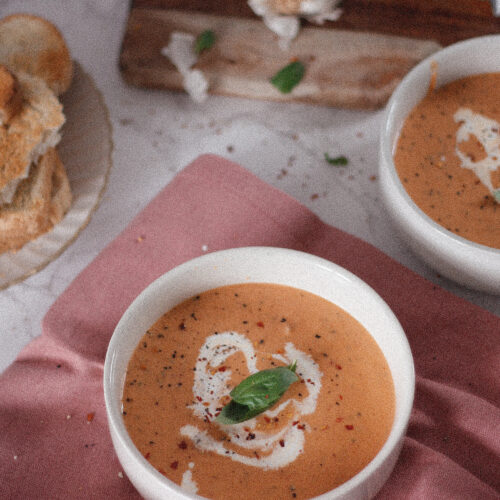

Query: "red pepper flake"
left=246, top=433, right=256, bottom=440
left=279, top=439, right=285, bottom=447
left=86, top=412, right=95, bottom=423
left=264, top=416, right=271, bottom=423
left=204, top=416, right=211, bottom=423
left=339, top=395, right=343, bottom=400
left=292, top=420, right=299, bottom=426
left=257, top=321, right=265, bottom=328
left=144, top=452, right=151, bottom=460
left=158, top=468, right=166, bottom=475
left=345, top=424, right=354, bottom=430
left=265, top=394, right=269, bottom=399
left=170, top=461, right=179, bottom=470
left=254, top=451, right=260, bottom=459
left=139, top=365, right=147, bottom=371
left=297, top=424, right=306, bottom=430
left=178, top=441, right=188, bottom=449
left=218, top=366, right=227, bottom=372
left=196, top=396, right=203, bottom=402
left=335, top=364, right=342, bottom=370
left=203, top=402, right=210, bottom=407
left=335, top=417, right=343, bottom=423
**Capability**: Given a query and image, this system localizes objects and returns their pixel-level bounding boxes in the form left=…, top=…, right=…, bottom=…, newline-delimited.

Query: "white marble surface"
left=0, top=0, right=498, bottom=374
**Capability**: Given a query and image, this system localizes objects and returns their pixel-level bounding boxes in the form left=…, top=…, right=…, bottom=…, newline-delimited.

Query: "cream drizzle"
left=454, top=107, right=500, bottom=195
left=180, top=331, right=323, bottom=472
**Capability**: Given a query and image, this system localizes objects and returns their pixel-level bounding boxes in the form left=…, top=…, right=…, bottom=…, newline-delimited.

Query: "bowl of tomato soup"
left=380, top=35, right=500, bottom=294
left=104, top=247, right=414, bottom=500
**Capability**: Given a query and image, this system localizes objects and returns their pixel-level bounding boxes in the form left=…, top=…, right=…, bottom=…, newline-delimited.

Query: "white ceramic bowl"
left=104, top=247, right=415, bottom=500
left=379, top=35, right=500, bottom=295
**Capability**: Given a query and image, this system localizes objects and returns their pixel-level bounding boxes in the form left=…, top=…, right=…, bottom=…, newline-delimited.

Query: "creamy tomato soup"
left=394, top=72, right=500, bottom=249
left=123, top=283, right=395, bottom=500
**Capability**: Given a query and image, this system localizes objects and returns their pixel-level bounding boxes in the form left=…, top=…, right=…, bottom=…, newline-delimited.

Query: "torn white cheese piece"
left=248, top=0, right=342, bottom=50
left=161, top=32, right=209, bottom=104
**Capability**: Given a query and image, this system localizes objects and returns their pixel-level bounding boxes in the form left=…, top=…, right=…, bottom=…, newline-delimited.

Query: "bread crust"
left=0, top=65, right=22, bottom=125
left=0, top=71, right=65, bottom=198
left=0, top=13, right=73, bottom=96
left=0, top=148, right=71, bottom=253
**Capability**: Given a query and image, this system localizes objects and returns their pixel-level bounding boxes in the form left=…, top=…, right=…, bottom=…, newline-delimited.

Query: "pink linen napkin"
left=0, top=154, right=499, bottom=499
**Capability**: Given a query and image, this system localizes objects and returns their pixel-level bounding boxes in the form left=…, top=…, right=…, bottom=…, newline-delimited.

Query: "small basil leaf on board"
left=325, top=153, right=349, bottom=166
left=270, top=61, right=305, bottom=94
left=194, top=30, right=216, bottom=55
left=216, top=362, right=299, bottom=425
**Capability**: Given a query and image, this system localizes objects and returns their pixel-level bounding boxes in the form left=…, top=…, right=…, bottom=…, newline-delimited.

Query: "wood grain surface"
left=119, top=0, right=499, bottom=109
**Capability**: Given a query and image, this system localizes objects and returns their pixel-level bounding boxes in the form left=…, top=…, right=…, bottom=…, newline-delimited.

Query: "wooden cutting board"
left=120, top=0, right=500, bottom=109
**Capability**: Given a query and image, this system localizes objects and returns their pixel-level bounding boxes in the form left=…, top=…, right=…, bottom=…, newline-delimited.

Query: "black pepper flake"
left=315, top=334, right=321, bottom=339
left=179, top=322, right=186, bottom=330
left=280, top=317, right=287, bottom=322
left=56, top=364, right=61, bottom=368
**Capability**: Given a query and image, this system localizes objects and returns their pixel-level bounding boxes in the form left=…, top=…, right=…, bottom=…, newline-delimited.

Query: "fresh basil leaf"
left=494, top=189, right=500, bottom=203
left=216, top=362, right=299, bottom=425
left=270, top=61, right=305, bottom=94
left=325, top=153, right=349, bottom=166
left=216, top=400, right=267, bottom=425
left=194, top=30, right=216, bottom=55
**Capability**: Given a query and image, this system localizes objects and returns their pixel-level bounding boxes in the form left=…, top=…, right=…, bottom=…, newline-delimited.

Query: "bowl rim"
left=380, top=34, right=500, bottom=257
left=104, top=246, right=415, bottom=499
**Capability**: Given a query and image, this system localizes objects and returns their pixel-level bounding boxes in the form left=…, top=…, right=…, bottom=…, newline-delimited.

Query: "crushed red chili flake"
left=196, top=396, right=203, bottom=402
left=144, top=452, right=151, bottom=460
left=178, top=441, right=188, bottom=449
left=279, top=439, right=285, bottom=447
left=246, top=433, right=256, bottom=440
left=265, top=394, right=269, bottom=399
left=292, top=420, right=299, bottom=426
left=335, top=364, right=342, bottom=370
left=170, top=461, right=179, bottom=469
left=264, top=416, right=271, bottom=423
left=257, top=321, right=265, bottom=328
left=336, top=417, right=343, bottom=423
left=339, top=394, right=343, bottom=400
left=297, top=424, right=306, bottom=430
left=86, top=412, right=95, bottom=423
left=345, top=424, right=354, bottom=430
left=218, top=366, right=227, bottom=372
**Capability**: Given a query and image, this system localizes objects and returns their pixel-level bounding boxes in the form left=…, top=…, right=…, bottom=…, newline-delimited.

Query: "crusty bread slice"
left=0, top=64, right=22, bottom=125
left=0, top=14, right=73, bottom=96
left=0, top=71, right=65, bottom=204
left=48, top=149, right=72, bottom=225
left=0, top=147, right=71, bottom=253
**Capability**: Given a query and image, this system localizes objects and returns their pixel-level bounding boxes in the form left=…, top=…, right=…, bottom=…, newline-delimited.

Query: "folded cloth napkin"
left=1, top=155, right=499, bottom=499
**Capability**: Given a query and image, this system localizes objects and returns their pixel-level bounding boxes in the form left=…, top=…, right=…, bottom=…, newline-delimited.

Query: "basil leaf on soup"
left=270, top=62, right=305, bottom=94
left=216, top=361, right=298, bottom=425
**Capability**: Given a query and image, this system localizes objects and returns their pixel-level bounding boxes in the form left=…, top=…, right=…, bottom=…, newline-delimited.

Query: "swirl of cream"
left=180, top=332, right=322, bottom=470
left=454, top=107, right=500, bottom=196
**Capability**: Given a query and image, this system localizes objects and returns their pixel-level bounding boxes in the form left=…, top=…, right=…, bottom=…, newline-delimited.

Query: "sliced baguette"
left=0, top=147, right=71, bottom=253
left=0, top=71, right=65, bottom=204
left=0, top=14, right=73, bottom=96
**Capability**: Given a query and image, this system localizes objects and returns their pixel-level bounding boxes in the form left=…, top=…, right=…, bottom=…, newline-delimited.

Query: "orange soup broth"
left=394, top=72, right=500, bottom=249
left=123, top=283, right=395, bottom=500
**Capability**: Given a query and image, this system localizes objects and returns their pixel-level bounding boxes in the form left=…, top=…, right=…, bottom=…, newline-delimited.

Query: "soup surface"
left=123, top=283, right=395, bottom=499
left=394, top=72, right=500, bottom=249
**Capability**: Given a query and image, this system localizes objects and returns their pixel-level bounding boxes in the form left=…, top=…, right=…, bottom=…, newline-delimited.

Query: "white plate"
left=0, top=62, right=113, bottom=289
